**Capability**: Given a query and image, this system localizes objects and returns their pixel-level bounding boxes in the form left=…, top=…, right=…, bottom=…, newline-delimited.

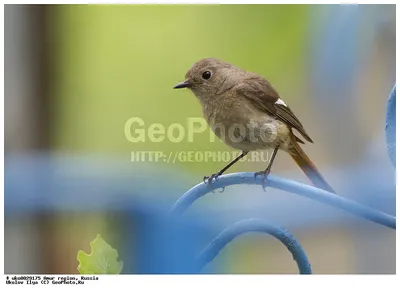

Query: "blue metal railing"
left=170, top=174, right=396, bottom=230
left=386, top=85, right=396, bottom=167
left=196, top=218, right=312, bottom=274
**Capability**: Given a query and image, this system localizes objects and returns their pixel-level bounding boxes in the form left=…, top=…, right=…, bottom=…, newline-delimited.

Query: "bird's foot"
left=254, top=169, right=270, bottom=179
left=254, top=169, right=271, bottom=191
left=203, top=173, right=221, bottom=184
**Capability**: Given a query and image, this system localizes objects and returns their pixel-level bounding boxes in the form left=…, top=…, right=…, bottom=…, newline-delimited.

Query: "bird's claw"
left=254, top=170, right=271, bottom=191
left=254, top=171, right=264, bottom=179
left=203, top=173, right=220, bottom=184
left=254, top=170, right=270, bottom=179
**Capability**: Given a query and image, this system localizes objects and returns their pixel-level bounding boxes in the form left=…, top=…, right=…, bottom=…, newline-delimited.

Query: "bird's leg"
left=254, top=146, right=280, bottom=182
left=204, top=151, right=248, bottom=183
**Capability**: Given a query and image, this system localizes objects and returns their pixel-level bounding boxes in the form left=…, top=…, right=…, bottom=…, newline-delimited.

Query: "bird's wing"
left=236, top=76, right=313, bottom=143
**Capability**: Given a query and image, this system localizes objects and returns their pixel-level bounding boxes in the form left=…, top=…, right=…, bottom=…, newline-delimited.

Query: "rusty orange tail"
left=289, top=134, right=336, bottom=193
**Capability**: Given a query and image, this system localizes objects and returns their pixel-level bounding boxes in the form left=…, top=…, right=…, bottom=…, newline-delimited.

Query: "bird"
left=173, top=58, right=335, bottom=193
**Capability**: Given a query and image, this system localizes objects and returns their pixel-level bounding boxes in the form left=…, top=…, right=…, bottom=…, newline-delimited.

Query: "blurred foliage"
left=77, top=234, right=123, bottom=274
left=52, top=5, right=310, bottom=174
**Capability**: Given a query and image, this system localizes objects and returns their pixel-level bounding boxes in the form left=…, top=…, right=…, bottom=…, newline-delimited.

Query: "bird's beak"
left=173, top=79, right=191, bottom=89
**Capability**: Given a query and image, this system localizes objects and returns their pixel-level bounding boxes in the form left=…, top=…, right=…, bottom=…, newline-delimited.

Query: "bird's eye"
left=202, top=71, right=212, bottom=80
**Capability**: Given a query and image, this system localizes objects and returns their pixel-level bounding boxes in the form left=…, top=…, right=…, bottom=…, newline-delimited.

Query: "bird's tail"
left=289, top=134, right=336, bottom=193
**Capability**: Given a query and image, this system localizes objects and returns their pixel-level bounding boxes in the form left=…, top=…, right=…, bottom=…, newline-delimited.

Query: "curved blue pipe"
left=385, top=85, right=396, bottom=168
left=197, top=218, right=312, bottom=274
left=170, top=173, right=395, bottom=229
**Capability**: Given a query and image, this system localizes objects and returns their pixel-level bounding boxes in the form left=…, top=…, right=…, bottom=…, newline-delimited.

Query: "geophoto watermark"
left=125, top=117, right=278, bottom=164
left=124, top=117, right=279, bottom=144
left=130, top=150, right=270, bottom=163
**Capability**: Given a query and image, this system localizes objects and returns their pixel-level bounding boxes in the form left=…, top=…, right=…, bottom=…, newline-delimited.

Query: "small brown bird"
left=174, top=58, right=335, bottom=193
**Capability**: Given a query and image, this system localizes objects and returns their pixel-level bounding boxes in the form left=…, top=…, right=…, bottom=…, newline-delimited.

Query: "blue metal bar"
left=385, top=85, right=396, bottom=168
left=197, top=218, right=311, bottom=274
left=170, top=173, right=396, bottom=229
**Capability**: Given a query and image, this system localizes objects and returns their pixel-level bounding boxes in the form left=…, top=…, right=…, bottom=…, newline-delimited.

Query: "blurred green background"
left=53, top=5, right=310, bottom=174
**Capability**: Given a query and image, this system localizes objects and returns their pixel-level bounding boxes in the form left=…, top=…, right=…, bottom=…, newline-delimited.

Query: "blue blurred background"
left=4, top=4, right=396, bottom=274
